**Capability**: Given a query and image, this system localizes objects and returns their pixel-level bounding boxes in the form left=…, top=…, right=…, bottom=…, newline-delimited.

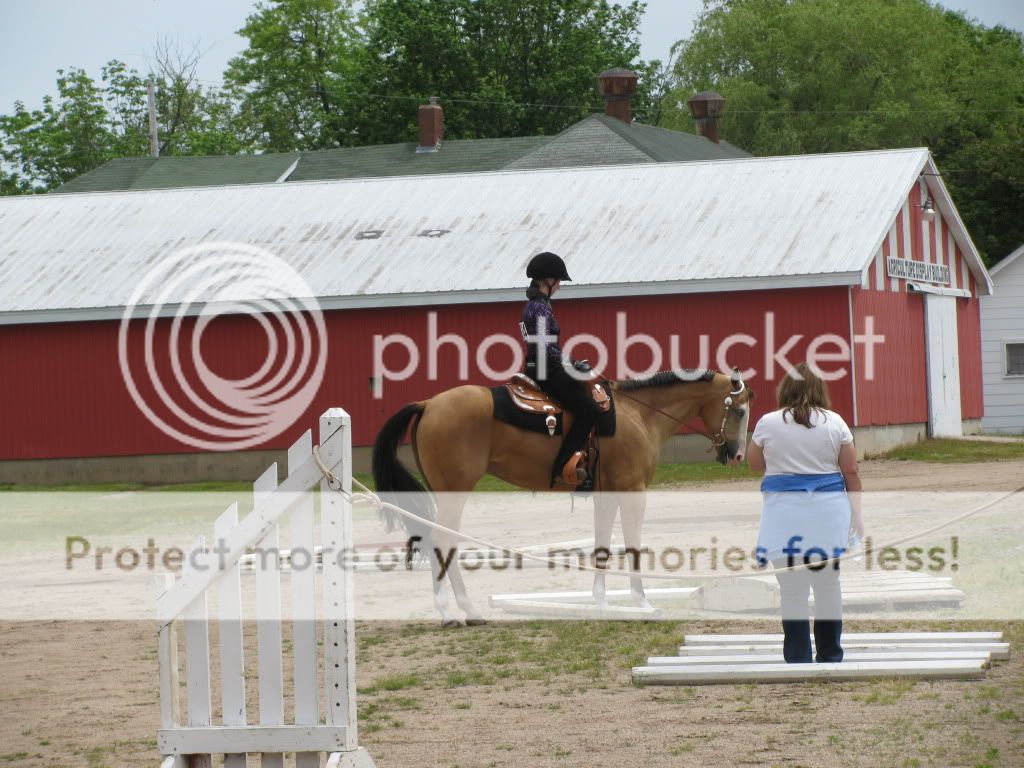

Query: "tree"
left=224, top=0, right=360, bottom=150
left=660, top=0, right=1024, bottom=265
left=1, top=56, right=251, bottom=194
left=0, top=68, right=113, bottom=191
left=343, top=0, right=650, bottom=144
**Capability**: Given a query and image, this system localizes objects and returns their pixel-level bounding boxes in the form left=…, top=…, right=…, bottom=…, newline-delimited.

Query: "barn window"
left=1006, top=343, right=1024, bottom=377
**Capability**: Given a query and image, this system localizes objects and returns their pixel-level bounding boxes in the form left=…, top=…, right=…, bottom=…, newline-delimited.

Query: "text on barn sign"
left=887, top=256, right=950, bottom=285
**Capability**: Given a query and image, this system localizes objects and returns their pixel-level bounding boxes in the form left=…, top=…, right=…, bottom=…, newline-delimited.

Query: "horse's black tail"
left=372, top=403, right=434, bottom=551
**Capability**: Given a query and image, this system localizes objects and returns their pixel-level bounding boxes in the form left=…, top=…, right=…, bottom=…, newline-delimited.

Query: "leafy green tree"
left=345, top=0, right=650, bottom=144
left=0, top=68, right=113, bottom=191
left=224, top=0, right=360, bottom=150
left=660, top=0, right=1024, bottom=265
left=1, top=58, right=251, bottom=193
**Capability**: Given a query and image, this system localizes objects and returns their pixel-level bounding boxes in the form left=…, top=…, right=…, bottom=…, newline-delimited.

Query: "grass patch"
left=0, top=480, right=253, bottom=493
left=0, top=460, right=756, bottom=493
left=374, top=673, right=420, bottom=692
left=382, top=695, right=422, bottom=711
left=873, top=438, right=1024, bottom=463
left=445, top=668, right=496, bottom=687
left=861, top=679, right=917, bottom=705
left=651, top=461, right=758, bottom=485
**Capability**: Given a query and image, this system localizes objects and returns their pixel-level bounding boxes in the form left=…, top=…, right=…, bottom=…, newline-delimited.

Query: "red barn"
left=0, top=148, right=992, bottom=482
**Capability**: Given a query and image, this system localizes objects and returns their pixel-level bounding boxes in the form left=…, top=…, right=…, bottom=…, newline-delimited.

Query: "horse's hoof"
left=441, top=619, right=462, bottom=629
left=465, top=617, right=487, bottom=627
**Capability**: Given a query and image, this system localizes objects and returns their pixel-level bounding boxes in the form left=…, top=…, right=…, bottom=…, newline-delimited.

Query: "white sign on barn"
left=887, top=256, right=950, bottom=285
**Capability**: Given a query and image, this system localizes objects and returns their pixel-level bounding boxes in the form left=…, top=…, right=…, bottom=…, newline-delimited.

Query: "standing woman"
left=520, top=251, right=602, bottom=491
left=746, top=363, right=865, bottom=663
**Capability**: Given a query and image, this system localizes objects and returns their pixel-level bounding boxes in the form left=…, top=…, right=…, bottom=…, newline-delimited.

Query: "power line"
left=191, top=76, right=1024, bottom=115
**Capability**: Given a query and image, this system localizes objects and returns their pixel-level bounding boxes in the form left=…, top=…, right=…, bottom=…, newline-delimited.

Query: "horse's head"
left=701, top=368, right=755, bottom=466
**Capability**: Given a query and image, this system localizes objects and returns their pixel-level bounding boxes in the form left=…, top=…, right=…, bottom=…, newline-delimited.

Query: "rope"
left=312, top=446, right=1024, bottom=581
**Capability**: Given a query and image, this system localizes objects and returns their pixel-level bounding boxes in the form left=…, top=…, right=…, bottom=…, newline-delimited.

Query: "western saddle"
left=503, top=371, right=610, bottom=488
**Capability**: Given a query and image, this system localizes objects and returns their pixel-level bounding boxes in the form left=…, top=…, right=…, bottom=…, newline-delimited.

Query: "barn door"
left=924, top=294, right=962, bottom=437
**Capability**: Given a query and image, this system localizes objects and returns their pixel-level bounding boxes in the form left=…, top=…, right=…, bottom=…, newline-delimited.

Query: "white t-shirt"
left=751, top=408, right=854, bottom=476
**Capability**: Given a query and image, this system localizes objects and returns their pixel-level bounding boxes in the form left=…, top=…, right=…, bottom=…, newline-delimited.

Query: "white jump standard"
left=156, top=409, right=375, bottom=768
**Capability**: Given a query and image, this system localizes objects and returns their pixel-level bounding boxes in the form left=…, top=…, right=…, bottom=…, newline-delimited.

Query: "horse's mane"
left=615, top=369, right=715, bottom=391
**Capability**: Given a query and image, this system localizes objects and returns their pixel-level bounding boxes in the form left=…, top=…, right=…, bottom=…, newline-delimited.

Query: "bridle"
left=708, top=377, right=747, bottom=449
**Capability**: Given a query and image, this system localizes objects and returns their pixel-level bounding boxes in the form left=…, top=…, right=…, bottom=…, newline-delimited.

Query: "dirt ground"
left=1, top=458, right=1023, bottom=768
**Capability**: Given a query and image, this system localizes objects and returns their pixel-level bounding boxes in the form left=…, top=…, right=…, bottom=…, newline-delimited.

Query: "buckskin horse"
left=372, top=368, right=754, bottom=627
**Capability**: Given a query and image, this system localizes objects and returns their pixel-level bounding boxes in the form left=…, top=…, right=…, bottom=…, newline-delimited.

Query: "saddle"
left=504, top=372, right=610, bottom=436
left=502, top=372, right=611, bottom=490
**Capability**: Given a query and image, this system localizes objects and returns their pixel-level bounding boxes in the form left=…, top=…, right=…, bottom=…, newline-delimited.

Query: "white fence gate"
left=156, top=408, right=375, bottom=768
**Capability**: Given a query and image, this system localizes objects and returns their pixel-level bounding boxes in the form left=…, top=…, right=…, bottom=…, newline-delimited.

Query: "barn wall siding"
left=850, top=287, right=928, bottom=426
left=0, top=287, right=855, bottom=460
left=958, top=297, right=984, bottom=419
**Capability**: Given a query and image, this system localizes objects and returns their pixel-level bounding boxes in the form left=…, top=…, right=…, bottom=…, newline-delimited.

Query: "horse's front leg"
left=620, top=491, right=654, bottom=611
left=592, top=492, right=618, bottom=607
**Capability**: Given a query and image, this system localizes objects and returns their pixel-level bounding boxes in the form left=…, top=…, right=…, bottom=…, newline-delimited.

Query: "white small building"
left=981, top=244, right=1024, bottom=434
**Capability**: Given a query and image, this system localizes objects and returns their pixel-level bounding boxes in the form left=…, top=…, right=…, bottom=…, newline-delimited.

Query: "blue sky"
left=2, top=0, right=1023, bottom=112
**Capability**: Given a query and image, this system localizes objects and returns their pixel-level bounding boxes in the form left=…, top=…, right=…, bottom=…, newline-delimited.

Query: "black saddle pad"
left=491, top=381, right=616, bottom=437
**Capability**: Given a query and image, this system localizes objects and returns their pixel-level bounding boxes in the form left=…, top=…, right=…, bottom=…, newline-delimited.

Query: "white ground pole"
left=632, top=631, right=1007, bottom=686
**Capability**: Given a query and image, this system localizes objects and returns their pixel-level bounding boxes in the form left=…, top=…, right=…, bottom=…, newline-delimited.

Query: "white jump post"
left=155, top=408, right=375, bottom=768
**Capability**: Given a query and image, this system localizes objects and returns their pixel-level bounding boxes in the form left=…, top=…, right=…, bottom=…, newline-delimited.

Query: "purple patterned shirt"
left=520, top=295, right=563, bottom=362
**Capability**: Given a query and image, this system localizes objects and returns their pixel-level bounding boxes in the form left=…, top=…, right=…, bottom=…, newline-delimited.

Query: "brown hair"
left=776, top=363, right=831, bottom=428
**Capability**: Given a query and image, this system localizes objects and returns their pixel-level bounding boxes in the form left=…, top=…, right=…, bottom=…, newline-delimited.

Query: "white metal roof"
left=0, top=147, right=992, bottom=324
left=989, top=243, right=1024, bottom=277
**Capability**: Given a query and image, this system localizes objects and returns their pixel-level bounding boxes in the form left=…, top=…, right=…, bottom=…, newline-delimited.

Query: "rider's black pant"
left=527, top=358, right=603, bottom=484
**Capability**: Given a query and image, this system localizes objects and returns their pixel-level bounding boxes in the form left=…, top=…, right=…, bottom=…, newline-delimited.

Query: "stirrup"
left=560, top=451, right=586, bottom=487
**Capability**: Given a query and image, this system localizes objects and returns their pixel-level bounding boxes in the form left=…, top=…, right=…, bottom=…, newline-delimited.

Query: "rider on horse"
left=521, top=251, right=603, bottom=492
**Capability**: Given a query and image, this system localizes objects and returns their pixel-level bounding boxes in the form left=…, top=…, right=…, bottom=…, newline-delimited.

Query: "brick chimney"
left=417, top=97, right=444, bottom=153
left=687, top=91, right=726, bottom=143
left=597, top=68, right=638, bottom=124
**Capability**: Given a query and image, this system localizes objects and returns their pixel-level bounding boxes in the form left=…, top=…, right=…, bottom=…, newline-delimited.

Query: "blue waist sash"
left=760, top=472, right=845, bottom=494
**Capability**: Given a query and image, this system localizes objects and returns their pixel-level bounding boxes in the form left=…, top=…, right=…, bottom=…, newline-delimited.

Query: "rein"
left=600, top=373, right=746, bottom=450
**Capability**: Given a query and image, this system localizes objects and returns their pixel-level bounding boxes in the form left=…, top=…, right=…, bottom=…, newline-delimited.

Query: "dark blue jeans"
left=772, top=557, right=843, bottom=663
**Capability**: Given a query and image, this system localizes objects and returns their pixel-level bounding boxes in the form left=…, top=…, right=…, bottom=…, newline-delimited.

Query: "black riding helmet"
left=526, top=251, right=571, bottom=281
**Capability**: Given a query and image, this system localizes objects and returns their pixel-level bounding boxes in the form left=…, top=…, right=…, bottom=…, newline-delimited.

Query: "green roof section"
left=128, top=153, right=299, bottom=189
left=53, top=114, right=750, bottom=193
left=507, top=117, right=653, bottom=169
left=592, top=114, right=750, bottom=161
left=53, top=157, right=158, bottom=194
left=288, top=135, right=549, bottom=181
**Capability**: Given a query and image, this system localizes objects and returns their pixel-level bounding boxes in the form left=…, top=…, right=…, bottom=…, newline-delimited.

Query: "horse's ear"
left=730, top=366, right=742, bottom=389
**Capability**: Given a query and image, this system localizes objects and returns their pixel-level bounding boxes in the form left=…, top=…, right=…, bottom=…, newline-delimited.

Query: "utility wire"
left=190, top=77, right=1024, bottom=115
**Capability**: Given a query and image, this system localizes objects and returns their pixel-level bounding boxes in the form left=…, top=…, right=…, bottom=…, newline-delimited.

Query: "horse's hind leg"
left=592, top=493, right=618, bottom=607
left=414, top=389, right=492, bottom=627
left=620, top=492, right=654, bottom=611
left=434, top=493, right=486, bottom=625
left=425, top=545, right=460, bottom=628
